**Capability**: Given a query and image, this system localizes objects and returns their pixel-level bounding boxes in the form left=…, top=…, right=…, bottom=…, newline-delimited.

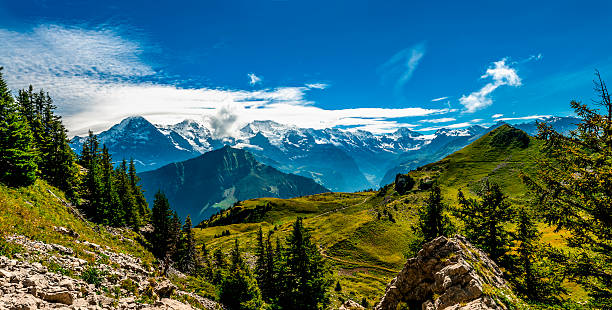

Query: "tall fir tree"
left=413, top=183, right=452, bottom=243
left=177, top=215, right=197, bottom=274
left=100, top=145, right=122, bottom=226
left=0, top=67, right=38, bottom=187
left=454, top=181, right=514, bottom=263
left=151, top=191, right=172, bottom=259
left=522, top=71, right=612, bottom=307
left=280, top=217, right=329, bottom=310
left=220, top=239, right=264, bottom=310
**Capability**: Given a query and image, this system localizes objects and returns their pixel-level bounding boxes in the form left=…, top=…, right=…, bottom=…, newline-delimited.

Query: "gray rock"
left=375, top=235, right=516, bottom=310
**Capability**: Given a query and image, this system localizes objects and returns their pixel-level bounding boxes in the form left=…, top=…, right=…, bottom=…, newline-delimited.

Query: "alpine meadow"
left=0, top=1, right=611, bottom=309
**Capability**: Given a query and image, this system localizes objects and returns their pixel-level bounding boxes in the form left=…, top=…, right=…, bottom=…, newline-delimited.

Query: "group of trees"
left=197, top=218, right=329, bottom=310
left=411, top=72, right=612, bottom=307
left=78, top=132, right=149, bottom=228
left=150, top=191, right=198, bottom=274
left=0, top=67, right=78, bottom=196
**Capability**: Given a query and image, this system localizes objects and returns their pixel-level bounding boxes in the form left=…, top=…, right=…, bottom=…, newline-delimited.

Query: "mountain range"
left=137, top=146, right=329, bottom=224
left=70, top=115, right=580, bottom=192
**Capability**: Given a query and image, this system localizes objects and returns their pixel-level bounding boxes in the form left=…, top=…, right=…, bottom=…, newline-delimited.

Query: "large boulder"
left=395, top=173, right=415, bottom=195
left=375, top=235, right=519, bottom=310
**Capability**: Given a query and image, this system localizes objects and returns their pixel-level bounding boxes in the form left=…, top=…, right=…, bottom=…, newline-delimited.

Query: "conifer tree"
left=213, top=248, right=228, bottom=284
left=199, top=242, right=213, bottom=279
left=413, top=184, right=452, bottom=243
left=508, top=207, right=565, bottom=303
left=454, top=181, right=514, bottom=263
left=178, top=215, right=197, bottom=274
left=100, top=145, right=122, bottom=226
left=151, top=191, right=172, bottom=259
left=522, top=71, right=612, bottom=307
left=115, top=160, right=138, bottom=228
left=0, top=68, right=38, bottom=187
left=220, top=239, right=264, bottom=310
left=281, top=217, right=329, bottom=310
left=129, top=159, right=149, bottom=220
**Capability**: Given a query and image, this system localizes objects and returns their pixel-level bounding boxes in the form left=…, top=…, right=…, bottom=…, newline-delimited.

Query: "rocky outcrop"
left=339, top=299, right=365, bottom=310
left=394, top=174, right=415, bottom=195
left=375, top=235, right=518, bottom=310
left=0, top=234, right=221, bottom=309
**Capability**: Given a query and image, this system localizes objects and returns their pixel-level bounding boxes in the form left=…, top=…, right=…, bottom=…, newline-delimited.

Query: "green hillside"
left=0, top=179, right=154, bottom=265
left=194, top=125, right=584, bottom=306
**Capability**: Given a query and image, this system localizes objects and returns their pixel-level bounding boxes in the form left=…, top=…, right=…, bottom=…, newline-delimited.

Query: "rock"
left=0, top=269, right=13, bottom=278
left=155, top=279, right=177, bottom=298
left=375, top=235, right=518, bottom=310
left=39, top=290, right=74, bottom=305
left=394, top=174, right=415, bottom=195
left=339, top=299, right=365, bottom=310
left=53, top=226, right=79, bottom=239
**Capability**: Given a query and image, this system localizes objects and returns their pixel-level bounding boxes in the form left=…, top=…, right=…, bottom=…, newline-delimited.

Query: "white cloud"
left=431, top=96, right=448, bottom=102
left=378, top=43, right=426, bottom=92
left=305, top=83, right=328, bottom=89
left=418, top=117, right=456, bottom=123
left=248, top=73, right=262, bottom=86
left=418, top=122, right=474, bottom=132
left=0, top=24, right=449, bottom=137
left=471, top=119, right=483, bottom=123
left=494, top=115, right=551, bottom=121
left=459, top=59, right=521, bottom=113
left=492, top=113, right=504, bottom=118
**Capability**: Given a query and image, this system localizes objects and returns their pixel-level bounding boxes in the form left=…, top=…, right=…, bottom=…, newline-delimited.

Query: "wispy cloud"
left=0, top=24, right=449, bottom=136
left=248, top=73, right=262, bottom=86
left=494, top=115, right=551, bottom=121
left=431, top=96, right=448, bottom=102
left=378, top=43, right=426, bottom=92
left=459, top=58, right=521, bottom=113
left=305, top=83, right=328, bottom=89
left=491, top=113, right=504, bottom=118
left=418, top=122, right=475, bottom=132
left=418, top=117, right=456, bottom=123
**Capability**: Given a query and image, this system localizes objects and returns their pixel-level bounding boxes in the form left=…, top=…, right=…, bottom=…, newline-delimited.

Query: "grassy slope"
left=194, top=125, right=585, bottom=306
left=0, top=179, right=154, bottom=266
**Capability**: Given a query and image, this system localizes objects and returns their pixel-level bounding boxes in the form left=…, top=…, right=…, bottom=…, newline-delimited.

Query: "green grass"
left=0, top=179, right=154, bottom=265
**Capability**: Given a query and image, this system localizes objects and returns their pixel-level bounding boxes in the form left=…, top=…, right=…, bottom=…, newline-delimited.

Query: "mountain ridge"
left=137, top=146, right=329, bottom=224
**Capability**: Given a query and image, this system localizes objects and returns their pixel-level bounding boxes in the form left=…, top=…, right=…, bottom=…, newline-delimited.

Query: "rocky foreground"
left=374, top=235, right=519, bottom=310
left=0, top=232, right=219, bottom=310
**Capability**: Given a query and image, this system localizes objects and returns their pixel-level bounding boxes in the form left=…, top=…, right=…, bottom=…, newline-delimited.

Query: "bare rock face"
left=375, top=235, right=517, bottom=310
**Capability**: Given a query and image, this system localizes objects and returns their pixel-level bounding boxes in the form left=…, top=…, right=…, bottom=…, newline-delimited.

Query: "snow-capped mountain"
left=70, top=116, right=579, bottom=192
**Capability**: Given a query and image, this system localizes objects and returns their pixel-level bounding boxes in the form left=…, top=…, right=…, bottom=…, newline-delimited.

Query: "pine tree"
left=151, top=191, right=172, bottom=259
left=199, top=242, right=213, bottom=279
left=168, top=211, right=181, bottom=265
left=281, top=217, right=329, bottom=310
left=129, top=159, right=149, bottom=221
left=0, top=67, right=38, bottom=187
left=115, top=160, right=138, bottom=228
left=508, top=207, right=566, bottom=303
left=454, top=181, right=514, bottom=263
left=80, top=131, right=103, bottom=220
left=178, top=215, right=197, bottom=274
left=413, top=184, right=452, bottom=243
left=213, top=248, right=228, bottom=284
left=521, top=71, right=612, bottom=307
left=100, top=145, right=122, bottom=226
left=220, top=239, right=264, bottom=310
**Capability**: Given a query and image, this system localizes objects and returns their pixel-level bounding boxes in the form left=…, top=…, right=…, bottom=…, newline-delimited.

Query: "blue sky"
left=1, top=0, right=611, bottom=136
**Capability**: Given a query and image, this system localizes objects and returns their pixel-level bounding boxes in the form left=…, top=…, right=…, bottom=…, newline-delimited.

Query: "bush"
left=81, top=266, right=104, bottom=287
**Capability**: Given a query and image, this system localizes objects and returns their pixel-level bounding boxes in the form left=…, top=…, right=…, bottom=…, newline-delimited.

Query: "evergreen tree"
left=522, top=71, right=612, bottom=307
left=115, top=160, right=138, bottom=228
left=168, top=211, right=181, bottom=264
left=0, top=67, right=38, bottom=187
left=508, top=207, right=566, bottom=303
left=199, top=242, right=213, bottom=279
left=129, top=159, right=149, bottom=220
left=413, top=184, right=452, bottom=243
left=220, top=239, right=264, bottom=310
left=100, top=145, right=122, bottom=226
left=178, top=215, right=197, bottom=274
left=454, top=181, right=514, bottom=263
left=255, top=227, right=276, bottom=302
left=151, top=191, right=172, bottom=259
left=213, top=248, right=228, bottom=284
left=281, top=217, right=329, bottom=310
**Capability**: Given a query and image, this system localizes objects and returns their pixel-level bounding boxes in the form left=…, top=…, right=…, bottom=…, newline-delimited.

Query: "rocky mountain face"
left=0, top=233, right=219, bottom=310
left=71, top=116, right=578, bottom=192
left=375, top=235, right=518, bottom=310
left=138, top=146, right=329, bottom=224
